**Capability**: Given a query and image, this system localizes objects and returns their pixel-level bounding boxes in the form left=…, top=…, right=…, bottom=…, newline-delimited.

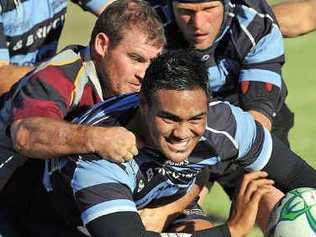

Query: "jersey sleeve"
left=0, top=15, right=10, bottom=62
left=10, top=66, right=75, bottom=122
left=237, top=5, right=286, bottom=120
left=71, top=157, right=138, bottom=225
left=71, top=0, right=108, bottom=15
left=204, top=101, right=272, bottom=171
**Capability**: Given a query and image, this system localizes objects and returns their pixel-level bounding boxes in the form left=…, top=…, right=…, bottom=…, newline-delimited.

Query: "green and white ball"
left=266, top=187, right=316, bottom=237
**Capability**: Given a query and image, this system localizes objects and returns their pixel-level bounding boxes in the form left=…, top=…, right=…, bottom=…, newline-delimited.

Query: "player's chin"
left=164, top=148, right=194, bottom=163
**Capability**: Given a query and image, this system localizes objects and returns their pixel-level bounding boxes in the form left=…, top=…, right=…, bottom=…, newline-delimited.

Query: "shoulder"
left=228, top=0, right=281, bottom=56
left=72, top=156, right=138, bottom=193
left=204, top=101, right=238, bottom=159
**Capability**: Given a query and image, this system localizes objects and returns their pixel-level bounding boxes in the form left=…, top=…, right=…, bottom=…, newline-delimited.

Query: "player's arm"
left=86, top=171, right=273, bottom=237
left=139, top=183, right=201, bottom=232
left=225, top=102, right=316, bottom=193
left=0, top=63, right=33, bottom=96
left=239, top=16, right=286, bottom=131
left=262, top=135, right=316, bottom=193
left=0, top=20, right=33, bottom=96
left=11, top=117, right=137, bottom=162
left=70, top=0, right=116, bottom=16
left=272, top=0, right=316, bottom=37
left=9, top=70, right=138, bottom=162
left=139, top=169, right=210, bottom=232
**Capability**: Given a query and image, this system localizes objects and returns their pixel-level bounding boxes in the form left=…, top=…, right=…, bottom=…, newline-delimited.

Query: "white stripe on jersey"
left=160, top=234, right=192, bottom=237
left=0, top=155, right=14, bottom=169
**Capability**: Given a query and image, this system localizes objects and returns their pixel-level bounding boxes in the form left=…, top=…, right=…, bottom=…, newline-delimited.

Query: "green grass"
left=60, top=2, right=316, bottom=236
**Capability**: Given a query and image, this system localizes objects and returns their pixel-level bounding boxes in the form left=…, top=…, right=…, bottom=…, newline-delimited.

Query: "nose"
left=135, top=64, right=148, bottom=83
left=172, top=123, right=191, bottom=140
left=191, top=12, right=204, bottom=30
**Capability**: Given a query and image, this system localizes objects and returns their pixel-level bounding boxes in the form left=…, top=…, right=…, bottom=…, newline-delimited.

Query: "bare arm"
left=10, top=117, right=138, bottom=162
left=0, top=63, right=33, bottom=96
left=273, top=0, right=316, bottom=37
left=139, top=183, right=201, bottom=232
left=227, top=171, right=274, bottom=237
left=139, top=168, right=210, bottom=232
left=248, top=110, right=272, bottom=131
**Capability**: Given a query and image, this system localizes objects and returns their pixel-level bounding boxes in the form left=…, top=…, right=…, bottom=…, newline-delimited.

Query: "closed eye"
left=189, top=116, right=205, bottom=124
left=128, top=53, right=146, bottom=63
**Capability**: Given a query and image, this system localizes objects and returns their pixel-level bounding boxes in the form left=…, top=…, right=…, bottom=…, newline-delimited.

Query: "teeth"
left=169, top=140, right=189, bottom=151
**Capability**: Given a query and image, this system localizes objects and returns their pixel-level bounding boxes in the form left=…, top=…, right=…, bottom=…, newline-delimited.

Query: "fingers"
left=120, top=144, right=139, bottom=162
left=251, top=185, right=273, bottom=205
left=123, top=151, right=135, bottom=161
left=130, top=145, right=139, bottom=156
left=244, top=179, right=274, bottom=202
left=96, top=127, right=139, bottom=163
left=239, top=171, right=269, bottom=197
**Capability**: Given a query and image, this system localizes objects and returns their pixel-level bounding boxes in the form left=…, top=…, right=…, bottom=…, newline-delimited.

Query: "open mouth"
left=165, top=138, right=190, bottom=152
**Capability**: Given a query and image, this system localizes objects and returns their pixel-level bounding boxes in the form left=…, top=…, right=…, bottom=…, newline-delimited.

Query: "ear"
left=94, top=32, right=110, bottom=57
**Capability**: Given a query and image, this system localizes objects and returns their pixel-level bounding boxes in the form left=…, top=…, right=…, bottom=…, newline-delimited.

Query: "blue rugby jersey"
left=150, top=0, right=286, bottom=120
left=0, top=0, right=106, bottom=66
left=44, top=93, right=272, bottom=225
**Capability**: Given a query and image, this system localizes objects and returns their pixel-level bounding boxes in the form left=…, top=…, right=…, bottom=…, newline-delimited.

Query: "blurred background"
left=59, top=1, right=316, bottom=236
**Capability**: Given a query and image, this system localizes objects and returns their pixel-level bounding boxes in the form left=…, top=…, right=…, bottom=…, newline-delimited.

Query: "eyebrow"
left=158, top=111, right=207, bottom=121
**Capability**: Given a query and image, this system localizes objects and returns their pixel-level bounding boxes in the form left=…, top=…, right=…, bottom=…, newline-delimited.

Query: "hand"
left=227, top=171, right=274, bottom=237
left=138, top=206, right=169, bottom=232
left=89, top=126, right=139, bottom=163
left=139, top=184, right=201, bottom=232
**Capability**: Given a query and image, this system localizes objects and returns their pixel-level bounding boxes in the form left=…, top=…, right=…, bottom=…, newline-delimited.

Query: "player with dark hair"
left=38, top=49, right=316, bottom=237
left=149, top=0, right=292, bottom=145
left=144, top=0, right=293, bottom=227
left=0, top=0, right=165, bottom=235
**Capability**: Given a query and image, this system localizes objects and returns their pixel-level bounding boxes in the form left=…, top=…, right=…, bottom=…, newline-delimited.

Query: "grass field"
left=60, top=1, right=316, bottom=236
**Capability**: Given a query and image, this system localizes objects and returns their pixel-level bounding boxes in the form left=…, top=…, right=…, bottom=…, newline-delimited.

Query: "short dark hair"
left=90, top=0, right=166, bottom=49
left=141, top=49, right=211, bottom=106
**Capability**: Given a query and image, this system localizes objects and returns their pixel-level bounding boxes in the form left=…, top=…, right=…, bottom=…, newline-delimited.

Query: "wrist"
left=227, top=221, right=243, bottom=237
left=84, top=125, right=98, bottom=154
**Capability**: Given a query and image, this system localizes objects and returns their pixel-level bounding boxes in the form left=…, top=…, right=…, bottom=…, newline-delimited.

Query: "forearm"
left=273, top=0, right=316, bottom=37
left=0, top=64, right=33, bottom=96
left=248, top=110, right=272, bottom=131
left=140, top=184, right=201, bottom=232
left=10, top=117, right=96, bottom=159
left=88, top=212, right=231, bottom=237
left=165, top=184, right=201, bottom=216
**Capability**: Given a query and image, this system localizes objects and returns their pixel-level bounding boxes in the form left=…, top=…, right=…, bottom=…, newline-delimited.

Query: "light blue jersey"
left=0, top=0, right=105, bottom=66
left=44, top=93, right=272, bottom=225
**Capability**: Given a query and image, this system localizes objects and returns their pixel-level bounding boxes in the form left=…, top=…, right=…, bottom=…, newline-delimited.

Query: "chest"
left=131, top=145, right=220, bottom=208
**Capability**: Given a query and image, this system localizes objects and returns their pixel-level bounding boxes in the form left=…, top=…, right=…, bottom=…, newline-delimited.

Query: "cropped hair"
left=141, top=49, right=211, bottom=106
left=90, top=0, right=166, bottom=48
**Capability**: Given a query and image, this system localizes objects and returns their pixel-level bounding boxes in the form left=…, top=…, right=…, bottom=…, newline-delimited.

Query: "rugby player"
left=0, top=0, right=165, bottom=234
left=149, top=0, right=292, bottom=145
left=0, top=0, right=114, bottom=95
left=145, top=0, right=292, bottom=227
left=40, top=50, right=316, bottom=237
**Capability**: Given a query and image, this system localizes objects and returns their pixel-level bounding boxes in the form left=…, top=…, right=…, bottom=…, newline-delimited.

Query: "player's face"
left=99, top=29, right=162, bottom=97
left=173, top=1, right=224, bottom=49
left=144, top=88, right=208, bottom=163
